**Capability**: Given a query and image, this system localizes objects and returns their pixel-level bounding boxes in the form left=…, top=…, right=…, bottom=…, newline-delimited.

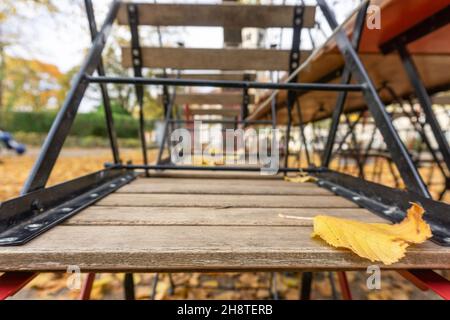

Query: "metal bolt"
left=133, top=58, right=140, bottom=66
left=291, top=62, right=298, bottom=69
left=31, top=199, right=44, bottom=213
left=110, top=183, right=117, bottom=188
left=331, top=186, right=337, bottom=191
left=352, top=196, right=360, bottom=201
left=25, top=223, right=43, bottom=230
left=61, top=207, right=73, bottom=213
left=296, top=7, right=303, bottom=14
left=444, top=237, right=450, bottom=244
left=295, top=18, right=302, bottom=25
left=0, top=237, right=19, bottom=244
left=292, top=52, right=299, bottom=59
left=383, top=207, right=396, bottom=215
left=90, top=193, right=99, bottom=198
left=133, top=49, right=139, bottom=56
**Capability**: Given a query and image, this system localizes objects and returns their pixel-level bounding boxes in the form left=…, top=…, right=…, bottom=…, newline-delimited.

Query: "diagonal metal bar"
left=317, top=0, right=430, bottom=197
left=0, top=272, right=37, bottom=300
left=84, top=0, right=120, bottom=164
left=397, top=44, right=450, bottom=173
left=321, top=0, right=368, bottom=167
left=22, top=0, right=120, bottom=194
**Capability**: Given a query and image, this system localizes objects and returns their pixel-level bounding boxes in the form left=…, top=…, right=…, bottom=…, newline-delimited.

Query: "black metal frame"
left=127, top=3, right=149, bottom=174
left=1, top=0, right=448, bottom=248
left=0, top=168, right=136, bottom=246
left=284, top=3, right=305, bottom=171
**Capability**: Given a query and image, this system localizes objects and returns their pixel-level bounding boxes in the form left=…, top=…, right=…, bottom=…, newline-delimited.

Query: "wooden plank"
left=132, top=177, right=318, bottom=186
left=146, top=171, right=287, bottom=180
left=117, top=3, right=316, bottom=28
left=159, top=93, right=254, bottom=105
left=122, top=47, right=310, bottom=71
left=155, top=72, right=257, bottom=81
left=250, top=53, right=450, bottom=124
left=96, top=194, right=357, bottom=208
left=188, top=108, right=240, bottom=116
left=65, top=207, right=384, bottom=226
left=432, top=95, right=450, bottom=105
left=1, top=225, right=448, bottom=271
left=118, top=179, right=331, bottom=195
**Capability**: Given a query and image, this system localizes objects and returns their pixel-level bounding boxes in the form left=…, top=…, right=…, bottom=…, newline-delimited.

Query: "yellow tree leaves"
left=284, top=172, right=318, bottom=183
left=312, top=203, right=432, bottom=265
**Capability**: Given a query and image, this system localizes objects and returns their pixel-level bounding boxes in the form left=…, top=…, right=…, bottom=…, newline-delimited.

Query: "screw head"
left=0, top=237, right=19, bottom=244
left=25, top=223, right=43, bottom=231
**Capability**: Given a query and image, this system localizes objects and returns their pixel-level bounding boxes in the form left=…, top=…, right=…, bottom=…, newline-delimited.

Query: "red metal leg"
left=79, top=273, right=96, bottom=300
left=337, top=271, right=352, bottom=300
left=0, top=272, right=37, bottom=300
left=399, top=270, right=450, bottom=300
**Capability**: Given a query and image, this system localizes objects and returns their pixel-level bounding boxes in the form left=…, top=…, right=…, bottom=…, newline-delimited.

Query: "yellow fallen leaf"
left=312, top=203, right=432, bottom=265
left=284, top=175, right=317, bottom=183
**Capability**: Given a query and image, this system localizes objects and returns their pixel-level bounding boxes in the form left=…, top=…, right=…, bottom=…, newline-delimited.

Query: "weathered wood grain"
left=118, top=178, right=331, bottom=195
left=1, top=225, right=448, bottom=272
left=117, top=3, right=316, bottom=28
left=96, top=194, right=358, bottom=208
left=65, top=207, right=384, bottom=226
left=122, top=47, right=310, bottom=71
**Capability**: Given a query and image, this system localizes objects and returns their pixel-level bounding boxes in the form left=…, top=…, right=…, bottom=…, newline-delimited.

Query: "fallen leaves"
left=312, top=203, right=432, bottom=265
left=284, top=174, right=317, bottom=183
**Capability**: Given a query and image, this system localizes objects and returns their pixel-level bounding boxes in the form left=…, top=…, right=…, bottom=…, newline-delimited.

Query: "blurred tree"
left=3, top=56, right=65, bottom=111
left=0, top=0, right=58, bottom=111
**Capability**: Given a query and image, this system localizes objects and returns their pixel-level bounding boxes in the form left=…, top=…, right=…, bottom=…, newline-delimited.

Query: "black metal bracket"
left=284, top=3, right=305, bottom=170
left=127, top=3, right=149, bottom=173
left=241, top=74, right=251, bottom=123
left=0, top=169, right=136, bottom=246
left=313, top=170, right=450, bottom=247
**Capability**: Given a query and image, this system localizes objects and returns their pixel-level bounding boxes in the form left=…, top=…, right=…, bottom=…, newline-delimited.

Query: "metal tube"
left=127, top=4, right=149, bottom=175
left=85, top=75, right=365, bottom=92
left=84, top=0, right=120, bottom=164
left=397, top=44, right=450, bottom=173
left=321, top=1, right=369, bottom=167
left=105, top=163, right=326, bottom=173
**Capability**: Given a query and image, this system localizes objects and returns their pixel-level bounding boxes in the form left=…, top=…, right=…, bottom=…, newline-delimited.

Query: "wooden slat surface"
left=159, top=93, right=254, bottom=105
left=97, top=194, right=356, bottom=208
left=122, top=47, right=311, bottom=71
left=65, top=207, right=383, bottom=226
left=188, top=108, right=240, bottom=116
left=119, top=178, right=331, bottom=195
left=117, top=3, right=316, bottom=28
left=1, top=175, right=449, bottom=272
